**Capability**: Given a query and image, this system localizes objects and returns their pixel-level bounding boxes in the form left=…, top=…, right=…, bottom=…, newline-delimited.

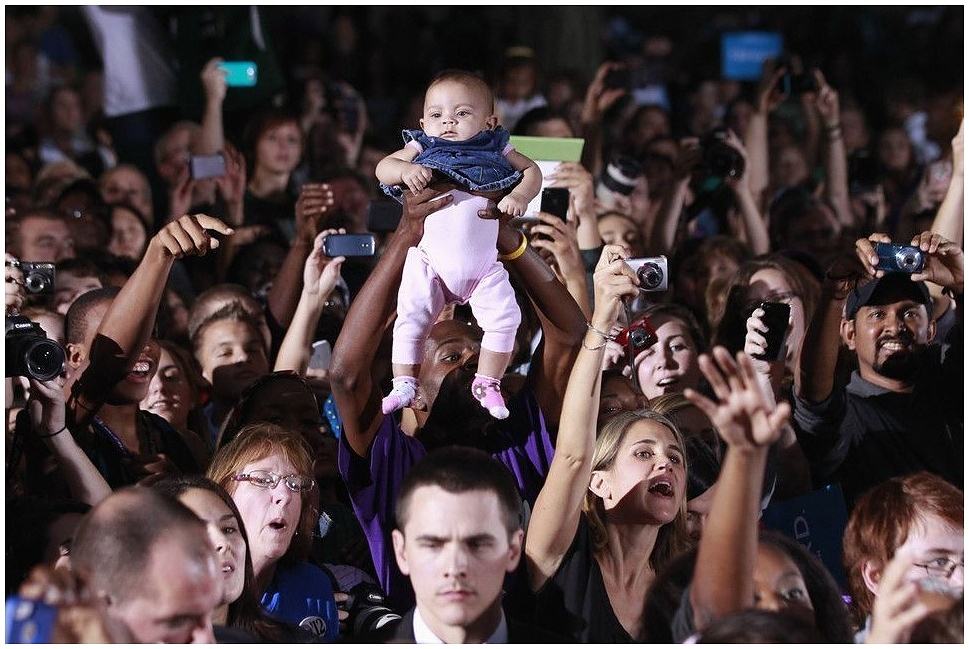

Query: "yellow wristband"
left=497, top=234, right=528, bottom=262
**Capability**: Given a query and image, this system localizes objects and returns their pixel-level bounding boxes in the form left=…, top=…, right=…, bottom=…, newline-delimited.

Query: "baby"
left=375, top=69, right=541, bottom=419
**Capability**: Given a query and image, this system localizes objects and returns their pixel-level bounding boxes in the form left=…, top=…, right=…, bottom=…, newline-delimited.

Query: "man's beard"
left=873, top=343, right=922, bottom=381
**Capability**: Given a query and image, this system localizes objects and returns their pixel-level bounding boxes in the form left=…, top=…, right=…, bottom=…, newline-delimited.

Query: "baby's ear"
left=486, top=115, right=499, bottom=130
left=419, top=117, right=425, bottom=130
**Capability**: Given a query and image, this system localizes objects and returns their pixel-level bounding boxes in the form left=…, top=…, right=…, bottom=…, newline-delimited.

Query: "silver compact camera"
left=627, top=256, right=668, bottom=292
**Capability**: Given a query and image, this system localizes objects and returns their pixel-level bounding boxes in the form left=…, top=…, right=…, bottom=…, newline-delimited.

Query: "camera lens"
left=629, top=328, right=648, bottom=349
left=24, top=339, right=65, bottom=381
left=24, top=273, right=48, bottom=294
left=638, top=262, right=664, bottom=290
left=895, top=249, right=923, bottom=273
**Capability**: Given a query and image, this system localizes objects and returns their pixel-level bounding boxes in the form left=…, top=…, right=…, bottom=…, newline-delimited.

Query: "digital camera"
left=8, top=261, right=55, bottom=295
left=700, top=129, right=745, bottom=181
left=627, top=256, right=668, bottom=292
left=615, top=315, right=658, bottom=356
left=597, top=155, right=643, bottom=200
left=5, top=315, right=65, bottom=381
left=874, top=243, right=925, bottom=274
left=339, top=582, right=401, bottom=636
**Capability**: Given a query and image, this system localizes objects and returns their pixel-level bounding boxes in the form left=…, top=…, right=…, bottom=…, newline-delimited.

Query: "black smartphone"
left=754, top=302, right=791, bottom=362
left=366, top=200, right=403, bottom=233
left=322, top=233, right=376, bottom=257
left=189, top=153, right=226, bottom=180
left=540, top=187, right=569, bottom=221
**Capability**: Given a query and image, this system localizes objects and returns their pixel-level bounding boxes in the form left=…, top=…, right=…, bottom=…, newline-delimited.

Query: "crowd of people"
left=5, top=6, right=964, bottom=644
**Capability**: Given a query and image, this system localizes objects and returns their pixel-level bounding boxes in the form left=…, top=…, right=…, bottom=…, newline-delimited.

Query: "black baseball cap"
left=844, top=273, right=932, bottom=320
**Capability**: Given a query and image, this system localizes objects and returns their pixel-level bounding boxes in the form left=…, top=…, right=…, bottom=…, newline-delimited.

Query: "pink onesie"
left=392, top=144, right=521, bottom=365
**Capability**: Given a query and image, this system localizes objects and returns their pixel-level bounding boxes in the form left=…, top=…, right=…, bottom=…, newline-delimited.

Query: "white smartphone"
left=308, top=340, right=332, bottom=371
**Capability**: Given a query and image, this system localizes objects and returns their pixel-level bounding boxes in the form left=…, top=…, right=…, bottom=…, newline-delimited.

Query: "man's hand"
left=150, top=214, right=234, bottom=259
left=201, top=57, right=227, bottom=105
left=685, top=347, right=791, bottom=452
left=27, top=376, right=67, bottom=438
left=6, top=253, right=25, bottom=312
left=909, top=231, right=964, bottom=293
left=401, top=162, right=434, bottom=195
left=399, top=184, right=455, bottom=236
left=295, top=183, right=335, bottom=244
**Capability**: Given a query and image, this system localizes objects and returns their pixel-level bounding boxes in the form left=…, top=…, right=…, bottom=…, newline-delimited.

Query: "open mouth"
left=221, top=562, right=235, bottom=575
left=647, top=478, right=675, bottom=498
left=656, top=377, right=679, bottom=388
left=127, top=360, right=153, bottom=381
left=878, top=339, right=911, bottom=353
left=267, top=519, right=287, bottom=531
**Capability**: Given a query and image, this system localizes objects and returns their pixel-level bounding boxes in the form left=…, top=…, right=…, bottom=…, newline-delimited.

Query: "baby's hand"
left=497, top=194, right=527, bottom=218
left=401, top=163, right=433, bottom=195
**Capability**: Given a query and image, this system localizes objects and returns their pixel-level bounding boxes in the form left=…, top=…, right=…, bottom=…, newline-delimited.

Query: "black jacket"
left=357, top=607, right=570, bottom=644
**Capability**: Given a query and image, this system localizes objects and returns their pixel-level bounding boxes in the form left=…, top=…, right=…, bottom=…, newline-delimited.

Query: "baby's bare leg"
left=476, top=349, right=512, bottom=380
left=392, top=363, right=421, bottom=379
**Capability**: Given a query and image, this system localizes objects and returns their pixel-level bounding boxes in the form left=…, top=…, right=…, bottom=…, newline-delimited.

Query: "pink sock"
left=471, top=374, right=509, bottom=420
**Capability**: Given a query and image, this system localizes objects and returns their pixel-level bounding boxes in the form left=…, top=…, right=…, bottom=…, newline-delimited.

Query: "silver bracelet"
left=586, top=322, right=616, bottom=342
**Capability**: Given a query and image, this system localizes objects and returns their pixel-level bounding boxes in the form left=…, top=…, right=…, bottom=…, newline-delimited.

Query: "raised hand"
left=215, top=143, right=247, bottom=217
left=685, top=347, right=791, bottom=451
left=168, top=167, right=197, bottom=224
left=150, top=214, right=234, bottom=259
left=909, top=231, right=964, bottom=292
left=303, top=229, right=346, bottom=302
left=200, top=57, right=227, bottom=105
left=6, top=253, right=25, bottom=312
left=812, top=70, right=840, bottom=128
left=581, top=61, right=628, bottom=125
left=590, top=244, right=639, bottom=331
left=755, top=63, right=788, bottom=115
left=295, top=182, right=335, bottom=243
left=866, top=549, right=950, bottom=644
left=27, top=376, right=67, bottom=437
left=529, top=211, right=584, bottom=283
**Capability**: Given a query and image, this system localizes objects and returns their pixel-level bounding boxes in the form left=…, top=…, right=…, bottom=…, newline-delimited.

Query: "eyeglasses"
left=232, top=470, right=315, bottom=493
left=913, top=557, right=964, bottom=581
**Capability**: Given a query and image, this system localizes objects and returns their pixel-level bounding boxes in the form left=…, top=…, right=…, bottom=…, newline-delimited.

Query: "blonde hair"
left=583, top=409, right=690, bottom=568
left=207, top=423, right=317, bottom=563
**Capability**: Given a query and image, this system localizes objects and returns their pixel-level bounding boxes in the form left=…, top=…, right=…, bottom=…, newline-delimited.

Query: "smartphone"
left=219, top=61, right=257, bottom=87
left=540, top=187, right=570, bottom=221
left=366, top=200, right=402, bottom=233
left=5, top=597, right=57, bottom=644
left=754, top=302, right=791, bottom=362
left=322, top=233, right=376, bottom=257
left=189, top=153, right=226, bottom=180
left=308, top=340, right=331, bottom=371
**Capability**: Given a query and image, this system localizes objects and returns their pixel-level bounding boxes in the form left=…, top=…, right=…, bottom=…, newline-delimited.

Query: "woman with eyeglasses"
left=207, top=423, right=341, bottom=642
left=842, top=472, right=963, bottom=642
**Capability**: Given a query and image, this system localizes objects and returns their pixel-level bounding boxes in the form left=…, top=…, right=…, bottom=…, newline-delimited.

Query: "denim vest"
left=381, top=126, right=522, bottom=201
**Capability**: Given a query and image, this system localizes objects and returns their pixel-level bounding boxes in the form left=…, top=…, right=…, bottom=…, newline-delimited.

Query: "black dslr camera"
left=699, top=129, right=745, bottom=182
left=9, top=260, right=55, bottom=295
left=338, top=582, right=400, bottom=636
left=6, top=315, right=65, bottom=381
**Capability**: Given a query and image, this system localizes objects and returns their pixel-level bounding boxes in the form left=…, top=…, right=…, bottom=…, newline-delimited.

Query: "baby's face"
left=420, top=80, right=496, bottom=141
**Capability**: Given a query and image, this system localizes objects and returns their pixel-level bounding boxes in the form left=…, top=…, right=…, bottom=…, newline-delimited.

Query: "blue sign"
left=721, top=32, right=784, bottom=81
left=762, top=483, right=849, bottom=589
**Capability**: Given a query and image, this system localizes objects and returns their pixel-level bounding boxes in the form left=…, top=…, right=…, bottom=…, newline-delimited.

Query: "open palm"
left=685, top=347, right=790, bottom=450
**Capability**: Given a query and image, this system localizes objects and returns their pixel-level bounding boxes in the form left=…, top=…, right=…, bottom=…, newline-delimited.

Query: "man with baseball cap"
left=793, top=230, right=963, bottom=506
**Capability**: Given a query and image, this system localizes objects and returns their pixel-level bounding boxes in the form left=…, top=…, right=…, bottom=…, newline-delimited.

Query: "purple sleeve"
left=337, top=415, right=425, bottom=608
left=489, top=388, right=556, bottom=506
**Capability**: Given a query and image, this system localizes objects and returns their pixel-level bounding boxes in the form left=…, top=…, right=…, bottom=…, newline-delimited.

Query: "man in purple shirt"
left=331, top=185, right=585, bottom=609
